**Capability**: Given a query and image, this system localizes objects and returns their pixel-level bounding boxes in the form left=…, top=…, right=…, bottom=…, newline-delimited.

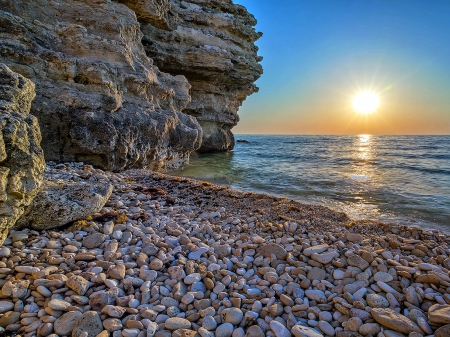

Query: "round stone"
left=318, top=311, right=332, bottom=322
left=221, top=307, right=244, bottom=325
left=108, top=265, right=126, bottom=280
left=216, top=323, right=234, bottom=337
left=270, top=321, right=290, bottom=337
left=257, top=243, right=287, bottom=260
left=184, top=273, right=201, bottom=285
left=166, top=306, right=180, bottom=317
left=373, top=272, right=394, bottom=283
left=429, top=304, right=450, bottom=325
left=366, top=294, right=389, bottom=308
left=0, top=311, right=21, bottom=326
left=202, top=316, right=217, bottom=331
left=346, top=317, right=363, bottom=332
left=332, top=269, right=345, bottom=280
left=164, top=317, right=191, bottom=330
left=318, top=321, right=334, bottom=336
left=82, top=233, right=106, bottom=249
left=181, top=293, right=195, bottom=304
left=122, top=328, right=140, bottom=337
left=0, top=301, right=15, bottom=313
left=359, top=323, right=381, bottom=336
left=48, top=299, right=71, bottom=311
left=215, top=245, right=231, bottom=257
left=150, top=258, right=163, bottom=270
left=245, top=325, right=264, bottom=337
left=103, top=318, right=123, bottom=332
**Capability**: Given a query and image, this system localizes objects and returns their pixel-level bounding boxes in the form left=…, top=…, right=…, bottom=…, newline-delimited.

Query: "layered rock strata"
left=0, top=64, right=45, bottom=244
left=139, top=0, right=263, bottom=151
left=0, top=0, right=203, bottom=171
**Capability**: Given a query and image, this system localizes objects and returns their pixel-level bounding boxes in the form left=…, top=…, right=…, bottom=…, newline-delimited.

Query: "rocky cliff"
left=0, top=64, right=45, bottom=244
left=0, top=0, right=261, bottom=170
left=138, top=0, right=263, bottom=151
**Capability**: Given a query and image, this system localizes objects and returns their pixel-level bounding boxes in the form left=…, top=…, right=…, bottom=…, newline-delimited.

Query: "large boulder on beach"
left=16, top=180, right=113, bottom=230
left=0, top=64, right=45, bottom=244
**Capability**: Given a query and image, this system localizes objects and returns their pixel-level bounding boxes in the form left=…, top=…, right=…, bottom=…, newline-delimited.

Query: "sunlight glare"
left=353, top=92, right=379, bottom=114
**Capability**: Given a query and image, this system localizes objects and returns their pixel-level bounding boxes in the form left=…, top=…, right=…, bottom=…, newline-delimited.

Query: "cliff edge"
left=0, top=0, right=262, bottom=170
left=138, top=0, right=263, bottom=151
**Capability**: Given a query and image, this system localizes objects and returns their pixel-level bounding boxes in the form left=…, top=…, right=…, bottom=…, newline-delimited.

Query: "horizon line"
left=234, top=133, right=450, bottom=136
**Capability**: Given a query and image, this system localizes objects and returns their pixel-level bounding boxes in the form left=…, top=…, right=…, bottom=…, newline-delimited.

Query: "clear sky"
left=233, top=0, right=450, bottom=135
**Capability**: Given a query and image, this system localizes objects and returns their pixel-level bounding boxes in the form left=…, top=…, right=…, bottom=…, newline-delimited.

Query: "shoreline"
left=166, top=169, right=448, bottom=235
left=1, top=162, right=450, bottom=337
left=170, top=135, right=450, bottom=231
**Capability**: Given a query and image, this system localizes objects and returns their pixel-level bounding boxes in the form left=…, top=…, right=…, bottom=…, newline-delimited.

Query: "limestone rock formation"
left=0, top=64, right=45, bottom=244
left=16, top=180, right=113, bottom=230
left=0, top=0, right=202, bottom=171
left=0, top=0, right=262, bottom=168
left=139, top=0, right=263, bottom=151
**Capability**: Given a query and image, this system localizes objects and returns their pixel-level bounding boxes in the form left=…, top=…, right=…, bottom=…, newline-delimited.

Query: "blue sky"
left=233, top=0, right=450, bottom=134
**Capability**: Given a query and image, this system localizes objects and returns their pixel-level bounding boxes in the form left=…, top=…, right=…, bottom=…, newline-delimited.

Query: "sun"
left=353, top=92, right=379, bottom=114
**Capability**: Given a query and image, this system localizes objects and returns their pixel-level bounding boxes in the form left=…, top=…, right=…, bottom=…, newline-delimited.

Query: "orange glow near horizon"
left=234, top=85, right=450, bottom=135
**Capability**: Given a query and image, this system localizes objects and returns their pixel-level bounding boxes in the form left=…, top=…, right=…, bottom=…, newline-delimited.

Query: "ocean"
left=170, top=135, right=450, bottom=230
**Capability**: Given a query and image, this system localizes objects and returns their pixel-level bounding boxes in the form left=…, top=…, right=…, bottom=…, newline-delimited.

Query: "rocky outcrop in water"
left=140, top=0, right=263, bottom=151
left=0, top=0, right=202, bottom=171
left=0, top=0, right=261, bottom=168
left=0, top=64, right=45, bottom=244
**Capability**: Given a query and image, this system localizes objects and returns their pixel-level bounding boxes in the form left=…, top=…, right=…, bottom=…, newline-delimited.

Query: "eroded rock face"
left=16, top=180, right=113, bottom=230
left=0, top=64, right=45, bottom=244
left=139, top=0, right=263, bottom=151
left=0, top=0, right=203, bottom=171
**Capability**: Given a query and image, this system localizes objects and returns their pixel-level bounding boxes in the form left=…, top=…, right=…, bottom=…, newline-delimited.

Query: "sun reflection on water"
left=350, top=134, right=373, bottom=182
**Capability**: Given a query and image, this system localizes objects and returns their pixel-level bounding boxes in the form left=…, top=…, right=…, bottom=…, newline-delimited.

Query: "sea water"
left=170, top=135, right=450, bottom=230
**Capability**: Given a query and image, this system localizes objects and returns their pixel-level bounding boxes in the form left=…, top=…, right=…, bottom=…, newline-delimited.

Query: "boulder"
left=16, top=180, right=112, bottom=230
left=0, top=64, right=45, bottom=244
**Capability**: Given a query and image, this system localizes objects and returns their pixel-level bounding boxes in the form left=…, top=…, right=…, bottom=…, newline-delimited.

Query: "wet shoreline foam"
left=1, top=162, right=450, bottom=337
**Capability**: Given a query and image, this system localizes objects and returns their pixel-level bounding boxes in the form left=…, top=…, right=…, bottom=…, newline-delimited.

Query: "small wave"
left=350, top=174, right=371, bottom=182
left=397, top=165, right=450, bottom=176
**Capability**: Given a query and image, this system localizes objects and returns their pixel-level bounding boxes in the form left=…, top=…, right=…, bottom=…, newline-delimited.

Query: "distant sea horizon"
left=234, top=133, right=450, bottom=136
left=171, top=135, right=450, bottom=232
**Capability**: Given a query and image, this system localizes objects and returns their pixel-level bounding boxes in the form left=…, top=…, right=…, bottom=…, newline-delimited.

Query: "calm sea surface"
left=170, top=135, right=450, bottom=230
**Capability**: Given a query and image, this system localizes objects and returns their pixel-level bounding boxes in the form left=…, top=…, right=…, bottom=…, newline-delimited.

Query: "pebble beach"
left=1, top=162, right=450, bottom=337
